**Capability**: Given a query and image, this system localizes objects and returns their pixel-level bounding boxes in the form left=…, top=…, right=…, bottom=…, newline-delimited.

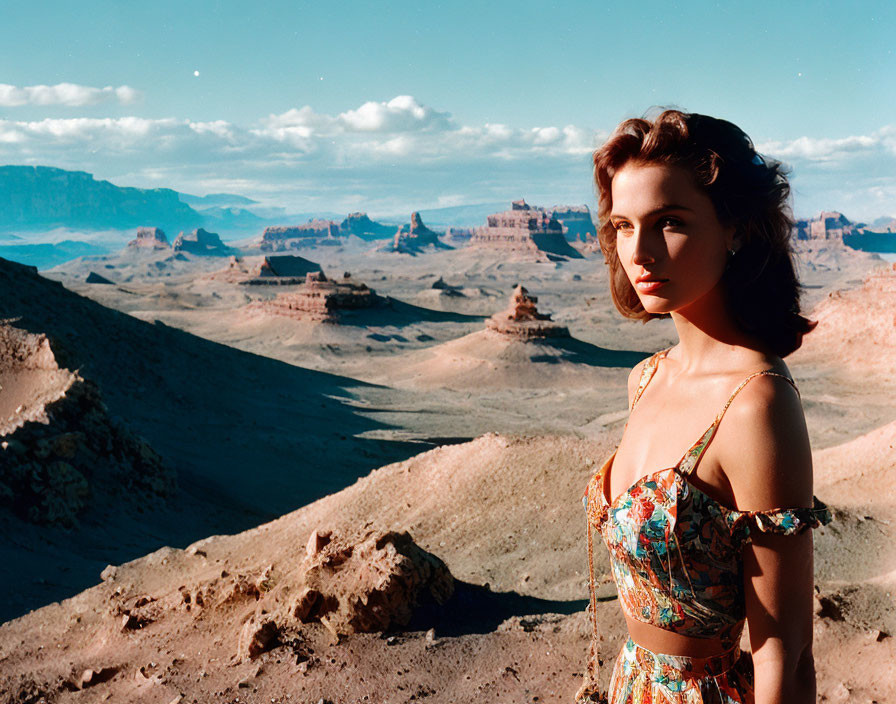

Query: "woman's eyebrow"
left=610, top=204, right=695, bottom=219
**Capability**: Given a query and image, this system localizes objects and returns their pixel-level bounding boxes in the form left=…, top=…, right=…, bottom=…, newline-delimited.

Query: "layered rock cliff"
left=259, top=221, right=341, bottom=251
left=0, top=166, right=203, bottom=232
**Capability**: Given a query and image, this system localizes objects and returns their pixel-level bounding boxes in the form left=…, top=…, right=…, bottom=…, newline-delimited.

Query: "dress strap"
left=630, top=347, right=672, bottom=412
left=677, top=370, right=799, bottom=476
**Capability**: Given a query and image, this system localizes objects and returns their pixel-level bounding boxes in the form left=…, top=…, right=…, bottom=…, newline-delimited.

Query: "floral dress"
left=577, top=348, right=832, bottom=703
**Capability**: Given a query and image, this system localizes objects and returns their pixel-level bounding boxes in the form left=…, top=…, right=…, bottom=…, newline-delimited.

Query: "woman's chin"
left=638, top=298, right=676, bottom=315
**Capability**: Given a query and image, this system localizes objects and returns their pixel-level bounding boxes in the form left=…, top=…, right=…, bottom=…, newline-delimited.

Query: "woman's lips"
left=635, top=278, right=669, bottom=293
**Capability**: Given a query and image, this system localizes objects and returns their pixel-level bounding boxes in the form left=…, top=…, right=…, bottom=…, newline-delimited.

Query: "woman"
left=577, top=110, right=832, bottom=703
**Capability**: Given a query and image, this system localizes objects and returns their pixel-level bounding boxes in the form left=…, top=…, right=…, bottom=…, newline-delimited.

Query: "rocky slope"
left=0, top=256, right=425, bottom=620
left=0, top=425, right=892, bottom=702
left=0, top=324, right=173, bottom=528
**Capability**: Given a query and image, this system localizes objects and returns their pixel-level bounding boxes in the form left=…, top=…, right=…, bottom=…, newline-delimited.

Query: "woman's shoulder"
left=625, top=346, right=671, bottom=406
left=723, top=353, right=799, bottom=416
left=626, top=355, right=651, bottom=398
left=716, top=357, right=813, bottom=511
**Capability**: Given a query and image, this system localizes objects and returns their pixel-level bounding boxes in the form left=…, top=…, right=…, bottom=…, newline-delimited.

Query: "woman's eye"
left=660, top=216, right=683, bottom=228
left=613, top=221, right=633, bottom=233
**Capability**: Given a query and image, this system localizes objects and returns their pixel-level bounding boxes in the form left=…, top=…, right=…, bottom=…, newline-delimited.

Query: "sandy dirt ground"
left=0, top=238, right=893, bottom=703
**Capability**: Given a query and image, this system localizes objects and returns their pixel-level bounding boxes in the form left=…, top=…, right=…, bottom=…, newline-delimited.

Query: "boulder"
left=292, top=528, right=454, bottom=634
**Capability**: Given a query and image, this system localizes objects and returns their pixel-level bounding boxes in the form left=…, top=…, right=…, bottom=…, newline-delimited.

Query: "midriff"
left=624, top=613, right=741, bottom=658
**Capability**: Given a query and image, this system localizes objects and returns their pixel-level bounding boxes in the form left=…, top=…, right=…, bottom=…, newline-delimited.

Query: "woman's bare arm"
left=717, top=373, right=816, bottom=703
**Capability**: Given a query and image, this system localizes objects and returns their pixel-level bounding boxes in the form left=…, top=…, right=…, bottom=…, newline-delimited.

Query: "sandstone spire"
left=486, top=284, right=570, bottom=339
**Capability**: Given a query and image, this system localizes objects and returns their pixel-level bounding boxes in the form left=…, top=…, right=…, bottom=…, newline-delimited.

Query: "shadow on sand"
left=511, top=337, right=650, bottom=369
left=336, top=296, right=487, bottom=328
left=0, top=258, right=449, bottom=620
left=405, top=580, right=603, bottom=637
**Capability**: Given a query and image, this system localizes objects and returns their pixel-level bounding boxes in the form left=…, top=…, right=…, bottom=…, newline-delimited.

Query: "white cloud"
left=758, top=126, right=896, bottom=163
left=10, top=116, right=177, bottom=140
left=0, top=94, right=892, bottom=218
left=259, top=105, right=331, bottom=131
left=255, top=96, right=453, bottom=139
left=338, top=95, right=453, bottom=133
left=0, top=83, right=141, bottom=107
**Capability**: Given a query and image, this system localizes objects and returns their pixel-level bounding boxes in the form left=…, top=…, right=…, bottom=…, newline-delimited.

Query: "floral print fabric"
left=577, top=348, right=833, bottom=703
left=607, top=638, right=754, bottom=704
left=584, top=451, right=832, bottom=649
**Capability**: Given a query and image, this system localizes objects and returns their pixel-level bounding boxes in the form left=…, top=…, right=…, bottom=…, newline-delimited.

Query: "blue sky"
left=1, top=0, right=894, bottom=220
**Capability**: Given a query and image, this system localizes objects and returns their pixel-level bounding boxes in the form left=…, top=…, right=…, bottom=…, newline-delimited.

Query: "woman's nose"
left=630, top=228, right=656, bottom=265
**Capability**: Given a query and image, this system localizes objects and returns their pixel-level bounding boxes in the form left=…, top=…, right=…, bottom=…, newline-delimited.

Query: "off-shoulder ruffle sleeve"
left=727, top=496, right=832, bottom=545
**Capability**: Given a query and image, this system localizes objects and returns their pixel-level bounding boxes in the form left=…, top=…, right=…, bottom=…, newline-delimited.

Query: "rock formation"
left=471, top=200, right=583, bottom=260
left=384, top=212, right=452, bottom=254
left=485, top=285, right=570, bottom=339
left=172, top=227, right=232, bottom=256
left=260, top=221, right=341, bottom=251
left=292, top=528, right=454, bottom=636
left=249, top=270, right=381, bottom=322
left=0, top=324, right=174, bottom=528
left=339, top=212, right=393, bottom=240
left=794, top=212, right=860, bottom=242
left=549, top=205, right=597, bottom=242
left=94, top=527, right=453, bottom=663
left=204, top=255, right=323, bottom=285
left=127, top=226, right=171, bottom=250
left=249, top=254, right=323, bottom=283
left=793, top=211, right=896, bottom=253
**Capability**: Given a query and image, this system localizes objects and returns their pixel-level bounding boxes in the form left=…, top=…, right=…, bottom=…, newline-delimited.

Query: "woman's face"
left=609, top=161, right=736, bottom=316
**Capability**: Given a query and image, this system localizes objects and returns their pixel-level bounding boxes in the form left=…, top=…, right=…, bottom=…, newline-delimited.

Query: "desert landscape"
left=0, top=198, right=894, bottom=703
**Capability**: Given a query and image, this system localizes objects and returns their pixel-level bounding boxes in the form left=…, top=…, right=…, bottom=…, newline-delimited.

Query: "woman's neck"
left=667, top=285, right=768, bottom=374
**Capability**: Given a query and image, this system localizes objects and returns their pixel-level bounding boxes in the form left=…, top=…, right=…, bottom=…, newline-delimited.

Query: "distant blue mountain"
left=0, top=240, right=112, bottom=269
left=195, top=205, right=268, bottom=234
left=380, top=202, right=508, bottom=228
left=0, top=165, right=204, bottom=233
left=177, top=192, right=259, bottom=208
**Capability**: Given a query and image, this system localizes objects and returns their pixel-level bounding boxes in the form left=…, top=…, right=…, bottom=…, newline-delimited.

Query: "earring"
left=728, top=248, right=736, bottom=258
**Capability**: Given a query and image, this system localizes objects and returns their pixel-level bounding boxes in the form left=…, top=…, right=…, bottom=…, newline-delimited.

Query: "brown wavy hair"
left=593, top=109, right=815, bottom=357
